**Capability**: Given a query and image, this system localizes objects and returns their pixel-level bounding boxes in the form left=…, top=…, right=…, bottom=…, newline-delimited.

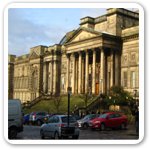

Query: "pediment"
left=66, top=28, right=100, bottom=43
left=29, top=51, right=39, bottom=59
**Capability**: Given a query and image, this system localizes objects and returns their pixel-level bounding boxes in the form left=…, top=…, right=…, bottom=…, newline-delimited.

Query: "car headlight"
left=95, top=121, right=100, bottom=123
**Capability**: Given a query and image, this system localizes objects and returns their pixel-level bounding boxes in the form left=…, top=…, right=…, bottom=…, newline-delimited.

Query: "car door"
left=52, top=116, right=60, bottom=134
left=106, top=114, right=116, bottom=127
left=45, top=116, right=55, bottom=137
left=113, top=113, right=122, bottom=127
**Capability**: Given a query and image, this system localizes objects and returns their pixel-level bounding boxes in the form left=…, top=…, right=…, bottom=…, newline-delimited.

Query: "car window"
left=61, top=116, right=76, bottom=123
left=48, top=116, right=54, bottom=123
left=109, top=114, right=115, bottom=119
left=99, top=114, right=107, bottom=119
left=53, top=116, right=59, bottom=123
left=114, top=113, right=121, bottom=118
left=89, top=114, right=96, bottom=119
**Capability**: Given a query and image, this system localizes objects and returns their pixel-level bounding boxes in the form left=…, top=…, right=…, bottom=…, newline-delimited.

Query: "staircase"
left=74, top=95, right=102, bottom=115
left=22, top=95, right=43, bottom=109
left=86, top=95, right=101, bottom=112
left=22, top=93, right=60, bottom=109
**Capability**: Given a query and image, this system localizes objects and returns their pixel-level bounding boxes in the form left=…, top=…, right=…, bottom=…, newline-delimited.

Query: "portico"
left=64, top=27, right=122, bottom=95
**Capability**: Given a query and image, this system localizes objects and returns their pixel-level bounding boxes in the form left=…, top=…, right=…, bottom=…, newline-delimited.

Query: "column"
left=48, top=62, right=51, bottom=92
left=72, top=54, right=76, bottom=94
left=66, top=54, right=70, bottom=92
left=81, top=57, right=85, bottom=93
left=110, top=50, right=114, bottom=87
left=115, top=50, right=119, bottom=86
left=53, top=60, right=57, bottom=94
left=78, top=52, right=82, bottom=93
left=100, top=48, right=105, bottom=93
left=92, top=49, right=96, bottom=94
left=50, top=61, right=53, bottom=94
left=44, top=62, right=49, bottom=93
left=85, top=50, right=89, bottom=93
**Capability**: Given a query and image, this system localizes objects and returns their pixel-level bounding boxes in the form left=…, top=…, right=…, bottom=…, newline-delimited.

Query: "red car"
left=89, top=112, right=128, bottom=130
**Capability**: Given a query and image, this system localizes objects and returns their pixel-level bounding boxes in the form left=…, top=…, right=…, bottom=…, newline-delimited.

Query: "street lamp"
left=133, top=89, right=137, bottom=100
left=133, top=89, right=139, bottom=107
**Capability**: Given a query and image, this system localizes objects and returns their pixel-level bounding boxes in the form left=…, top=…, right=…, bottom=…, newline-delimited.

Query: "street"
left=16, top=125, right=139, bottom=140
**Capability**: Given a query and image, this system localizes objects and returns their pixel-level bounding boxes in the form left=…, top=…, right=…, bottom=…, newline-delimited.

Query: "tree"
left=106, top=86, right=132, bottom=106
left=53, top=96, right=62, bottom=113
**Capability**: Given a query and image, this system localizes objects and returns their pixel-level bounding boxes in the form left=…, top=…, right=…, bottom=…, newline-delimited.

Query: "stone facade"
left=8, top=8, right=139, bottom=103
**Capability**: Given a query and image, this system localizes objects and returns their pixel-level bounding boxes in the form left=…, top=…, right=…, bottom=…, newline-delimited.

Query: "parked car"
left=29, top=111, right=48, bottom=125
left=89, top=112, right=128, bottom=130
left=38, top=114, right=54, bottom=125
left=8, top=99, right=24, bottom=139
left=23, top=114, right=30, bottom=125
left=40, top=115, right=80, bottom=139
left=77, top=114, right=99, bottom=128
left=72, top=115, right=81, bottom=121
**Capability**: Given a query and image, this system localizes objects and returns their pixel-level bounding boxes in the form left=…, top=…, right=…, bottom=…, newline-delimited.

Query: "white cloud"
left=8, top=9, right=69, bottom=56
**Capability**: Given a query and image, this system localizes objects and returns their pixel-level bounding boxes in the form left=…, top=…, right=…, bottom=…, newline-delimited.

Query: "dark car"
left=89, top=112, right=128, bottom=130
left=77, top=114, right=99, bottom=128
left=29, top=111, right=48, bottom=125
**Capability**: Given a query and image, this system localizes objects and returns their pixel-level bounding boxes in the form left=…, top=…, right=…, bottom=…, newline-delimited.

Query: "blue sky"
left=8, top=8, right=106, bottom=56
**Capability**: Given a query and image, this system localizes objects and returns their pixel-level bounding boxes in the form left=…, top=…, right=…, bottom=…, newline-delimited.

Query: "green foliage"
left=104, top=86, right=133, bottom=106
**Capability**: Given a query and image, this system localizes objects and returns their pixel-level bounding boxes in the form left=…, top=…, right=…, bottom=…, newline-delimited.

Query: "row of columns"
left=66, top=48, right=105, bottom=94
left=66, top=47, right=120, bottom=94
left=43, top=60, right=57, bottom=94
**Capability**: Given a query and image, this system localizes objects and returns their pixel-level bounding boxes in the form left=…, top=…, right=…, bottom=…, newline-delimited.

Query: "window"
left=61, top=116, right=76, bottom=123
left=109, top=114, right=115, bottom=119
left=61, top=76, right=64, bottom=90
left=131, top=71, right=136, bottom=88
left=114, top=113, right=121, bottom=118
left=123, top=71, right=128, bottom=87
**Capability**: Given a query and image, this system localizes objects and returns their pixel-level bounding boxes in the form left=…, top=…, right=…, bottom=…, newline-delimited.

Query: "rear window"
left=61, top=116, right=76, bottom=123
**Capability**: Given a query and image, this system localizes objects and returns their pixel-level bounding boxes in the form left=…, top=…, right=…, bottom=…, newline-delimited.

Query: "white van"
left=8, top=99, right=23, bottom=139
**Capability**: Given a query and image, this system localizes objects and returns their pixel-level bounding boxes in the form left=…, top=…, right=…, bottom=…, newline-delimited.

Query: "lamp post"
left=133, top=89, right=139, bottom=108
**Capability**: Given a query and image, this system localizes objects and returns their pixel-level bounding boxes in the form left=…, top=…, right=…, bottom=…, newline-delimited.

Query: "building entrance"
left=95, top=83, right=99, bottom=95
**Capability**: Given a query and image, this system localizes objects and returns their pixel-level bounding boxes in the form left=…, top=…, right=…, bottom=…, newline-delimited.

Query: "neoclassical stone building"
left=8, top=8, right=139, bottom=103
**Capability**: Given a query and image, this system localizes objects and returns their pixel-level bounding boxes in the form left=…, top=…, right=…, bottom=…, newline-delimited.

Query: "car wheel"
left=54, top=132, right=59, bottom=139
left=9, top=127, right=17, bottom=139
left=120, top=123, right=126, bottom=130
left=100, top=123, right=105, bottom=131
left=40, top=130, right=45, bottom=139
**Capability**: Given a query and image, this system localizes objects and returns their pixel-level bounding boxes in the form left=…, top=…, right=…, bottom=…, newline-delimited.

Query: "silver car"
left=40, top=115, right=80, bottom=139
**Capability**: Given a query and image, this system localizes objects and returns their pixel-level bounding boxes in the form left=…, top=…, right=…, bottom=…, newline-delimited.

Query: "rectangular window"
left=123, top=71, right=128, bottom=87
left=131, top=71, right=136, bottom=88
left=61, top=77, right=64, bottom=90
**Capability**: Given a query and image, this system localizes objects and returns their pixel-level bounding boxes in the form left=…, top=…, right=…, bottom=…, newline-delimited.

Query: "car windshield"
left=61, top=116, right=76, bottom=123
left=99, top=114, right=108, bottom=119
left=83, top=114, right=96, bottom=120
